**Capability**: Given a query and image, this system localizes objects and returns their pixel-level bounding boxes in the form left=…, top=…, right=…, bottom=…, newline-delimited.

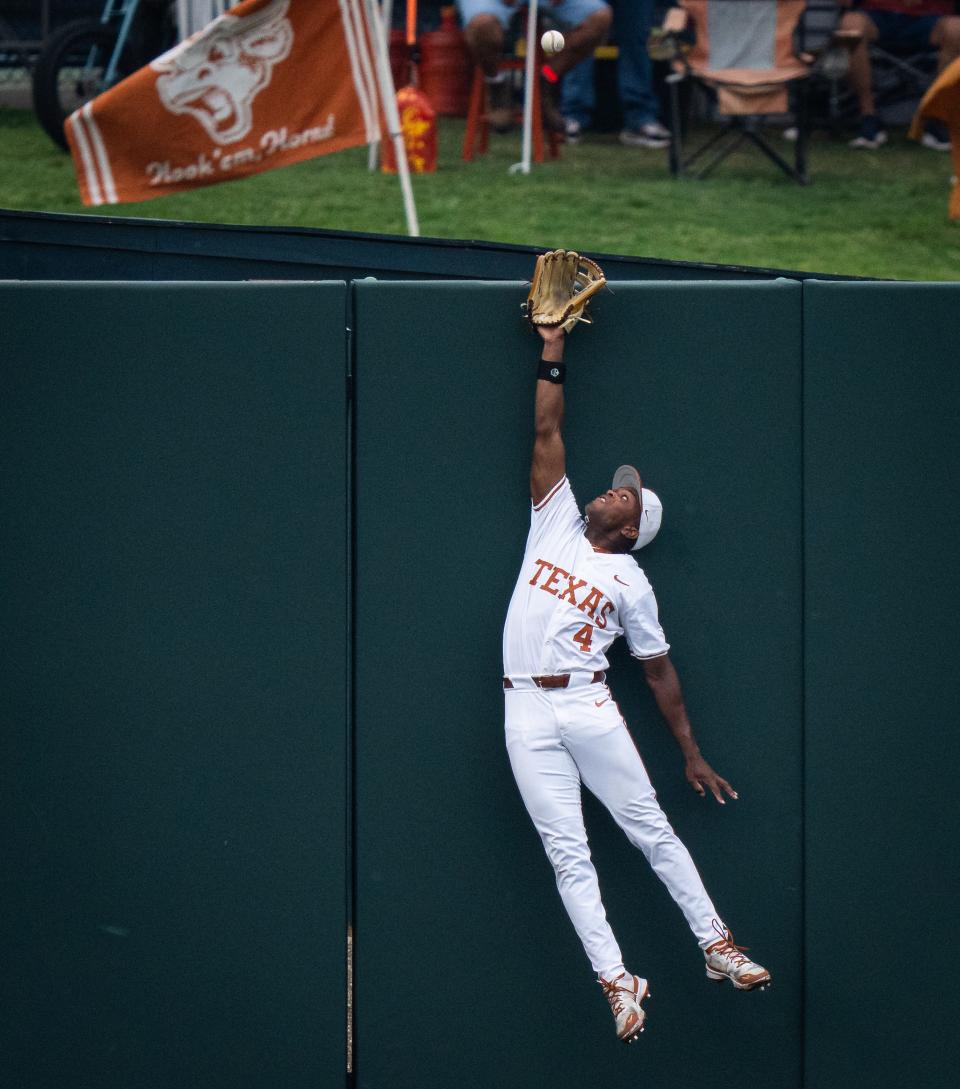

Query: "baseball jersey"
left=502, top=476, right=670, bottom=676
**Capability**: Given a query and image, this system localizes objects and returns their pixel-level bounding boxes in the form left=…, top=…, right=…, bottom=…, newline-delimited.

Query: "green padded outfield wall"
left=803, top=282, right=960, bottom=1089
left=0, top=209, right=852, bottom=285
left=0, top=283, right=348, bottom=1089
left=8, top=274, right=952, bottom=1089
left=353, top=280, right=803, bottom=1088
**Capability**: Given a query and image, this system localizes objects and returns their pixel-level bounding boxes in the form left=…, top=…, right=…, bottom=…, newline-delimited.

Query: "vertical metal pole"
left=510, top=0, right=539, bottom=175
left=371, top=0, right=395, bottom=172
left=796, top=78, right=809, bottom=184
left=104, top=0, right=142, bottom=86
left=175, top=1, right=189, bottom=40
left=382, top=0, right=394, bottom=46
left=667, top=72, right=684, bottom=177
left=406, top=0, right=417, bottom=46
left=364, top=0, right=420, bottom=236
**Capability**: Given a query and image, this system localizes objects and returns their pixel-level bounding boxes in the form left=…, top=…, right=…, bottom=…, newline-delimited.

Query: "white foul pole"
left=509, top=0, right=539, bottom=175
left=363, top=0, right=420, bottom=236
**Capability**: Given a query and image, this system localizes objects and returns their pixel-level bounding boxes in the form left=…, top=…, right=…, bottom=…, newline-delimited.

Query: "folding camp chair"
left=655, top=0, right=813, bottom=183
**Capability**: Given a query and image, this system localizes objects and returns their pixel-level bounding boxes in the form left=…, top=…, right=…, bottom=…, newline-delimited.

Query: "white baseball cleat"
left=704, top=924, right=771, bottom=991
left=599, top=972, right=650, bottom=1043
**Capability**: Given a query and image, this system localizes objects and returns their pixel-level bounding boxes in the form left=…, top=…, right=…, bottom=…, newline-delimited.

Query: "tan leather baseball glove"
left=524, top=249, right=606, bottom=333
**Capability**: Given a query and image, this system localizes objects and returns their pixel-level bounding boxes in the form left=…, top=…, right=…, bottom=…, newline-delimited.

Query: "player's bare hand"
left=685, top=756, right=738, bottom=805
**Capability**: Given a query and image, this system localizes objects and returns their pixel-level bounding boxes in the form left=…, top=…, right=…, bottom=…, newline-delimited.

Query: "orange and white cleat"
left=599, top=972, right=650, bottom=1043
left=704, top=923, right=771, bottom=991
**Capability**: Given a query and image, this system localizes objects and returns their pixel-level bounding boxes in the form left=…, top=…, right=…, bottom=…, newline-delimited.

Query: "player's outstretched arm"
left=641, top=654, right=739, bottom=805
left=530, top=327, right=567, bottom=504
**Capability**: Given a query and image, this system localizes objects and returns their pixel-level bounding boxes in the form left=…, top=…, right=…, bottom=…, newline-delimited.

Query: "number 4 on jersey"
left=573, top=624, right=593, bottom=653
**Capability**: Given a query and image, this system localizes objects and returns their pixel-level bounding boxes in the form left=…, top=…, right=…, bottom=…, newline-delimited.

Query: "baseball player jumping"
left=502, top=310, right=771, bottom=1045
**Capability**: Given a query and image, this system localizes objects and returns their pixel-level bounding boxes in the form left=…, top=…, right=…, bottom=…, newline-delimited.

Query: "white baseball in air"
left=541, top=30, right=565, bottom=56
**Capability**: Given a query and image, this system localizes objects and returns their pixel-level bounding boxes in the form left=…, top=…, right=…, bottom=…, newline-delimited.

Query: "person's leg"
left=504, top=689, right=625, bottom=979
left=840, top=8, right=880, bottom=118
left=562, top=688, right=771, bottom=990
left=931, top=14, right=960, bottom=73
left=456, top=0, right=516, bottom=131
left=841, top=8, right=890, bottom=148
left=457, top=0, right=512, bottom=76
left=540, top=1, right=612, bottom=132
left=614, top=0, right=661, bottom=132
left=548, top=1, right=613, bottom=78
left=560, top=56, right=597, bottom=131
left=560, top=688, right=721, bottom=949
left=924, top=15, right=960, bottom=148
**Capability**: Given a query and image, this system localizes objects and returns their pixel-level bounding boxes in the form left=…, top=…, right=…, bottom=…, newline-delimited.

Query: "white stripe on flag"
left=82, top=103, right=119, bottom=205
left=67, top=110, right=103, bottom=206
left=339, top=0, right=379, bottom=145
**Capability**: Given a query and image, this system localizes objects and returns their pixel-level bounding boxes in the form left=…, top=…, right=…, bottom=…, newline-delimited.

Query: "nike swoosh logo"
left=595, top=698, right=609, bottom=707
left=614, top=575, right=630, bottom=586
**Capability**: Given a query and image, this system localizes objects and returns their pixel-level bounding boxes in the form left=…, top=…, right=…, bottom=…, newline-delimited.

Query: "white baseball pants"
left=504, top=680, right=721, bottom=977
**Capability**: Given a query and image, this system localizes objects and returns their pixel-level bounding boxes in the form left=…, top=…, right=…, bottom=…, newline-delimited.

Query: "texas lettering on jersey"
left=527, top=558, right=616, bottom=629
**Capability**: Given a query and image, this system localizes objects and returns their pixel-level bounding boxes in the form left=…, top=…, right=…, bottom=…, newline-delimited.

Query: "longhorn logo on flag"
left=66, top=0, right=386, bottom=207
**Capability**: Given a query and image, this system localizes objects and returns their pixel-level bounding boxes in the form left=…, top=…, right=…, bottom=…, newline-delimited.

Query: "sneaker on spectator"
left=849, top=115, right=887, bottom=149
left=564, top=118, right=583, bottom=145
left=619, top=122, right=670, bottom=149
left=921, top=120, right=951, bottom=151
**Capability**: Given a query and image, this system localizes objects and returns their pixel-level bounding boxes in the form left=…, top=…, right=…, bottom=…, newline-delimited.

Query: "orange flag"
left=66, top=0, right=384, bottom=206
left=910, top=56, right=960, bottom=220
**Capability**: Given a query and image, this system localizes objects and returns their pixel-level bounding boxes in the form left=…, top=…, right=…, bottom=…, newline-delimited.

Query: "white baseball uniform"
left=502, top=475, right=722, bottom=978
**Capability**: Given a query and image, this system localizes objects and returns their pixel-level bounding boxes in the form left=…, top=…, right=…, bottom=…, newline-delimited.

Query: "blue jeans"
left=562, top=0, right=658, bottom=130
left=457, top=0, right=610, bottom=31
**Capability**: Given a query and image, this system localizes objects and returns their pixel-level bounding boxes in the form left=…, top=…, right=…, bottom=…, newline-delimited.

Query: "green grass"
left=1, top=105, right=958, bottom=279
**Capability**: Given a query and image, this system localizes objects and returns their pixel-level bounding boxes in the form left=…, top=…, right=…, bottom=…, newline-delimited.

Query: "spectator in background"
left=456, top=0, right=613, bottom=132
left=840, top=0, right=960, bottom=149
left=562, top=0, right=670, bottom=147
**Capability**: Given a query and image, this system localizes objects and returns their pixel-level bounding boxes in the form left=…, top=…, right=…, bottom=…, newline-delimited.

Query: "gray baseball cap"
left=612, top=464, right=663, bottom=551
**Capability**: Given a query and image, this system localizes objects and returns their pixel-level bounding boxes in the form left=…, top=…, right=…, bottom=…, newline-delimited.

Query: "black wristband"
left=538, top=360, right=566, bottom=384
